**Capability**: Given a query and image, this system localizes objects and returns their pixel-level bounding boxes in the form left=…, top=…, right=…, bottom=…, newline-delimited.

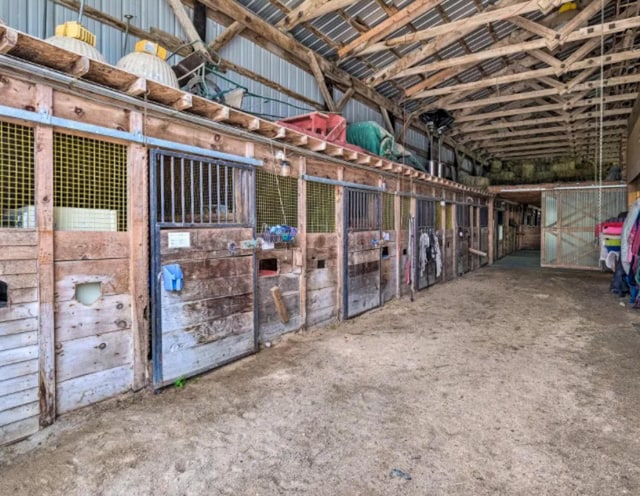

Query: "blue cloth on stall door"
left=163, top=264, right=183, bottom=292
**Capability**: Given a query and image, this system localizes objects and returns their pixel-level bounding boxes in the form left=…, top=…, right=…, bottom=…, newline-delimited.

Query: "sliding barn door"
left=150, top=150, right=257, bottom=387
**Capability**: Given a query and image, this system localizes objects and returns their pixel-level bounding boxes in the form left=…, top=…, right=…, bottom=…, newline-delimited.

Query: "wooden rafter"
left=336, top=0, right=446, bottom=59
left=394, top=16, right=640, bottom=82
left=277, top=0, right=359, bottom=30
left=209, top=21, right=244, bottom=52
left=409, top=49, right=640, bottom=99
left=356, top=0, right=550, bottom=56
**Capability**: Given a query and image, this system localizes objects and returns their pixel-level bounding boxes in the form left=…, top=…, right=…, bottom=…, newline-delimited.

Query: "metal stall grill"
left=306, top=181, right=335, bottom=233
left=150, top=150, right=257, bottom=387
left=480, top=206, right=489, bottom=259
left=255, top=170, right=297, bottom=229
left=415, top=198, right=437, bottom=290
left=53, top=133, right=127, bottom=231
left=344, top=188, right=382, bottom=319
left=0, top=122, right=34, bottom=228
left=456, top=203, right=471, bottom=274
left=382, top=193, right=395, bottom=231
left=542, top=186, right=627, bottom=269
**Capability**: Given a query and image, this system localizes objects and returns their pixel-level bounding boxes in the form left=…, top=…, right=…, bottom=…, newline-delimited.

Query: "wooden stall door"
left=150, top=151, right=256, bottom=387
left=415, top=198, right=437, bottom=291
left=344, top=188, right=381, bottom=319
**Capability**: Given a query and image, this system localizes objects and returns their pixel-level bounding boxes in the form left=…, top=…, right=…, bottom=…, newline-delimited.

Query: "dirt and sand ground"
left=2, top=260, right=640, bottom=495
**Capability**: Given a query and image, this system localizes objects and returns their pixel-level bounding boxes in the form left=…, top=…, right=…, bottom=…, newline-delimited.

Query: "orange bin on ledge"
left=277, top=112, right=347, bottom=144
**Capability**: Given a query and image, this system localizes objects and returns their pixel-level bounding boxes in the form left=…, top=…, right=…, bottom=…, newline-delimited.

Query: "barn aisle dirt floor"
left=2, top=263, right=640, bottom=495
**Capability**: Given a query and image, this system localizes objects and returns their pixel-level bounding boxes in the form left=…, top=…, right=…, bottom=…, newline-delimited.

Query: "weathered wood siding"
left=347, top=231, right=381, bottom=318
left=381, top=231, right=396, bottom=303
left=258, top=249, right=301, bottom=342
left=444, top=230, right=455, bottom=281
left=519, top=225, right=541, bottom=250
left=0, top=230, right=40, bottom=444
left=54, top=232, right=133, bottom=414
left=159, top=228, right=255, bottom=382
left=306, top=234, right=338, bottom=328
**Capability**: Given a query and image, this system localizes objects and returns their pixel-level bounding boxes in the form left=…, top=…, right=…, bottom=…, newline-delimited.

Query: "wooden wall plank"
left=0, top=359, right=38, bottom=382
left=56, top=329, right=132, bottom=383
left=54, top=232, right=130, bottom=261
left=0, top=230, right=37, bottom=246
left=55, top=258, right=130, bottom=302
left=0, top=331, right=37, bottom=351
left=0, top=245, right=38, bottom=261
left=0, top=344, right=38, bottom=367
left=0, top=372, right=38, bottom=397
left=0, top=317, right=38, bottom=336
left=56, top=364, right=132, bottom=414
left=0, top=415, right=39, bottom=445
left=0, top=387, right=38, bottom=412
left=55, top=294, right=132, bottom=342
left=0, top=402, right=39, bottom=427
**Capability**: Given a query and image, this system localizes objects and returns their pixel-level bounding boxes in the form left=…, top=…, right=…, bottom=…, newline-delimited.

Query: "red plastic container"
left=277, top=112, right=347, bottom=144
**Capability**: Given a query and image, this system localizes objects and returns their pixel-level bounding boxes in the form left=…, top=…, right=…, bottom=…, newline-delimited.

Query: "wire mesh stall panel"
left=344, top=188, right=381, bottom=319
left=53, top=133, right=127, bottom=231
left=480, top=206, right=490, bottom=265
left=399, top=195, right=412, bottom=295
left=542, top=186, right=627, bottom=269
left=0, top=122, right=40, bottom=445
left=306, top=181, right=339, bottom=327
left=255, top=170, right=301, bottom=341
left=381, top=192, right=396, bottom=302
left=415, top=198, right=438, bottom=290
left=52, top=133, right=134, bottom=415
left=456, top=203, right=471, bottom=274
left=150, top=150, right=256, bottom=387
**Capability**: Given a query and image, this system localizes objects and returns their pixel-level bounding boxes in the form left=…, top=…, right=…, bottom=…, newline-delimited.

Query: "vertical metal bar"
left=229, top=169, right=238, bottom=224
left=343, top=187, right=349, bottom=319
left=180, top=157, right=185, bottom=225
left=216, top=163, right=221, bottom=224
left=224, top=164, right=229, bottom=225
left=189, top=158, right=195, bottom=224
left=199, top=160, right=204, bottom=225
left=159, top=154, right=165, bottom=224
left=170, top=155, right=175, bottom=224
left=377, top=191, right=382, bottom=308
left=149, top=150, right=162, bottom=386
left=207, top=162, right=213, bottom=224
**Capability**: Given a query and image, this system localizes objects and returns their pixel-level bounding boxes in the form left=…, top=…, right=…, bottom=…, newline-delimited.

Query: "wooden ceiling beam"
left=460, top=108, right=631, bottom=133
left=188, top=0, right=480, bottom=161
left=357, top=0, right=545, bottom=56
left=443, top=74, right=640, bottom=111
left=368, top=0, right=539, bottom=86
left=473, top=129, right=626, bottom=148
left=409, top=49, right=640, bottom=100
left=460, top=119, right=627, bottom=141
left=209, top=21, right=244, bottom=52
left=336, top=0, right=446, bottom=59
left=454, top=93, right=637, bottom=123
left=277, top=0, right=359, bottom=30
left=397, top=14, right=640, bottom=83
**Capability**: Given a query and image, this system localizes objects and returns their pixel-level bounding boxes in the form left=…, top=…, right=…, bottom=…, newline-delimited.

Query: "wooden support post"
left=35, top=84, right=55, bottom=427
left=336, top=166, right=345, bottom=319
left=475, top=205, right=481, bottom=268
left=166, top=0, right=210, bottom=56
left=394, top=182, right=401, bottom=299
left=488, top=198, right=495, bottom=265
left=297, top=156, right=307, bottom=328
left=409, top=182, right=417, bottom=295
left=451, top=202, right=458, bottom=277
left=128, top=111, right=150, bottom=391
left=309, top=53, right=338, bottom=112
left=270, top=287, right=290, bottom=324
